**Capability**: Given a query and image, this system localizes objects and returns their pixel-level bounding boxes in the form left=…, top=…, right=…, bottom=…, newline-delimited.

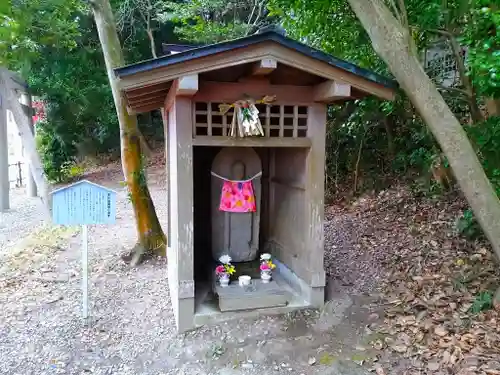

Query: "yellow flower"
left=225, top=264, right=236, bottom=275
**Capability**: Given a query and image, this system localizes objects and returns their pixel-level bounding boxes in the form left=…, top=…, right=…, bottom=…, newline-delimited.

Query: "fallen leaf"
left=373, top=340, right=384, bottom=350
left=427, top=361, right=440, bottom=371
left=442, top=350, right=451, bottom=364
left=434, top=325, right=448, bottom=337
left=390, top=344, right=408, bottom=354
left=369, top=313, right=380, bottom=321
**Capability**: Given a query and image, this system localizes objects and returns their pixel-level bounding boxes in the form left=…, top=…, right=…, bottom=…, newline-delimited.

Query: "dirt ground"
left=1, top=155, right=498, bottom=375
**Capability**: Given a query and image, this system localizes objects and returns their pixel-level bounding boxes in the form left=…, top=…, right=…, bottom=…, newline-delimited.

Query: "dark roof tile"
left=115, top=31, right=396, bottom=89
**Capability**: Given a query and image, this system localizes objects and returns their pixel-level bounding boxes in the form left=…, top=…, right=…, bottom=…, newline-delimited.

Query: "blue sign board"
left=51, top=180, right=116, bottom=225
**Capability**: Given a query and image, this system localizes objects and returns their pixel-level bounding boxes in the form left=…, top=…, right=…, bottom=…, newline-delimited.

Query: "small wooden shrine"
left=114, top=29, right=396, bottom=332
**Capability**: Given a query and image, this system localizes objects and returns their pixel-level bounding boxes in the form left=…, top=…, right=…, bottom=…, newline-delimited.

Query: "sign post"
left=50, top=180, right=116, bottom=325
left=82, top=224, right=89, bottom=321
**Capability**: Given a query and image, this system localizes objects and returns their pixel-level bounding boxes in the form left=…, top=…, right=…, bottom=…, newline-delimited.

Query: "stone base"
left=273, top=257, right=325, bottom=308
left=213, top=279, right=290, bottom=312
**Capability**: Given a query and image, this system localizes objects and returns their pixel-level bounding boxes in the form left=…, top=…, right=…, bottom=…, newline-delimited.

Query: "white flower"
left=219, top=255, right=232, bottom=264
left=260, top=253, right=271, bottom=261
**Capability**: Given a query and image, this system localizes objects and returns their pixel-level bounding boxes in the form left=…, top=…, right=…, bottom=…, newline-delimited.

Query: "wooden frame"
left=192, top=136, right=312, bottom=147
left=192, top=100, right=309, bottom=139
left=126, top=84, right=170, bottom=99
left=313, top=80, right=351, bottom=102
left=251, top=58, right=277, bottom=75
left=119, top=42, right=395, bottom=101
left=193, top=81, right=315, bottom=104
left=164, top=74, right=199, bottom=112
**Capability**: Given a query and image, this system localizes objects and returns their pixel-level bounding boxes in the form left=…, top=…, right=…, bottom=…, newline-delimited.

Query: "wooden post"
left=222, top=112, right=227, bottom=136
left=265, top=105, right=271, bottom=137
left=293, top=105, right=299, bottom=138
left=0, top=80, right=9, bottom=211
left=269, top=148, right=276, bottom=236
left=304, top=103, right=327, bottom=305
left=167, top=96, right=195, bottom=332
left=207, top=101, right=212, bottom=136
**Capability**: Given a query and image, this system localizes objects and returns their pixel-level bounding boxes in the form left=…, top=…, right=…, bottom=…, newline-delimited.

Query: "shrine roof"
left=115, top=31, right=395, bottom=89
left=114, top=30, right=397, bottom=113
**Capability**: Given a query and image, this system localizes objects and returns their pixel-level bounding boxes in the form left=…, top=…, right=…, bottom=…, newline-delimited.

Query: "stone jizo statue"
left=211, top=147, right=262, bottom=262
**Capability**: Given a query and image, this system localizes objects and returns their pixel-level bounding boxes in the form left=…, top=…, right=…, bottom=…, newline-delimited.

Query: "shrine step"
left=214, top=279, right=291, bottom=312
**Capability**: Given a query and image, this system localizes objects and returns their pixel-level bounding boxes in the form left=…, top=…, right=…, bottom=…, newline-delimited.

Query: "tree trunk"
left=91, top=0, right=166, bottom=263
left=137, top=25, right=156, bottom=159
left=353, top=128, right=365, bottom=194
left=146, top=28, right=157, bottom=59
left=346, top=0, right=500, bottom=262
left=383, top=115, right=395, bottom=160
left=0, top=69, right=51, bottom=215
left=446, top=34, right=483, bottom=123
left=139, top=130, right=152, bottom=157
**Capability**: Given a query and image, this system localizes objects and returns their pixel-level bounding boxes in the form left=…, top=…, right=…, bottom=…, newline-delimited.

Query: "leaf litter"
left=327, top=186, right=500, bottom=375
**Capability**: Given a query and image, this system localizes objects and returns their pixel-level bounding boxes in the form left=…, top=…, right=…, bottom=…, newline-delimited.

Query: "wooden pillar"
left=162, top=109, right=171, bottom=250
left=304, top=103, right=327, bottom=305
left=268, top=148, right=276, bottom=238
left=0, top=81, right=9, bottom=211
left=167, top=96, right=194, bottom=332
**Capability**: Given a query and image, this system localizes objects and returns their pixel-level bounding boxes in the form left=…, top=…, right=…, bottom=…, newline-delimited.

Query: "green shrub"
left=60, top=161, right=85, bottom=181
left=466, top=116, right=500, bottom=195
left=470, top=291, right=493, bottom=314
left=35, top=120, right=77, bottom=183
left=456, top=116, right=500, bottom=240
left=456, top=209, right=483, bottom=240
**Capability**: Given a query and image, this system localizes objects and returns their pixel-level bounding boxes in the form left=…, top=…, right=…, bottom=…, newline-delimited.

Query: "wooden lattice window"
left=193, top=102, right=308, bottom=138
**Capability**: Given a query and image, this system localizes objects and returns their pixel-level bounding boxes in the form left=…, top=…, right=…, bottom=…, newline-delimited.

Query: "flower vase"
left=260, top=270, right=272, bottom=283
left=219, top=273, right=230, bottom=287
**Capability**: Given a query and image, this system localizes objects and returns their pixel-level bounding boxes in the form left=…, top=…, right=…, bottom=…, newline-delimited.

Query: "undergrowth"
left=325, top=98, right=500, bottom=242
left=470, top=291, right=494, bottom=314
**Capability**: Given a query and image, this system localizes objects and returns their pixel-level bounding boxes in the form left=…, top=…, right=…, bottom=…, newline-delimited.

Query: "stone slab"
left=214, top=279, right=290, bottom=312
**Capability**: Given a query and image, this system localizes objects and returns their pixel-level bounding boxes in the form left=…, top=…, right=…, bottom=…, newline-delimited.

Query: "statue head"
left=231, top=161, right=246, bottom=180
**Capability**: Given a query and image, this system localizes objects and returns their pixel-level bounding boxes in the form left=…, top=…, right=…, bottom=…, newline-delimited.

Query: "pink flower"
left=215, top=265, right=225, bottom=274
left=260, top=263, right=270, bottom=271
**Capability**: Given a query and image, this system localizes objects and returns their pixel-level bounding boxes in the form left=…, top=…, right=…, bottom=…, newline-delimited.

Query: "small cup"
left=238, top=275, right=251, bottom=286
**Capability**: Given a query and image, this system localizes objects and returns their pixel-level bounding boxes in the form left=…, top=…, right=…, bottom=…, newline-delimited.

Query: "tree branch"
left=245, top=0, right=258, bottom=35
left=252, top=1, right=265, bottom=30
left=436, top=85, right=468, bottom=96
left=425, top=28, right=455, bottom=37
left=446, top=30, right=483, bottom=122
left=146, top=1, right=156, bottom=58
left=137, top=6, right=149, bottom=26
left=387, top=0, right=402, bottom=23
left=397, top=0, right=408, bottom=29
left=420, top=25, right=481, bottom=122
